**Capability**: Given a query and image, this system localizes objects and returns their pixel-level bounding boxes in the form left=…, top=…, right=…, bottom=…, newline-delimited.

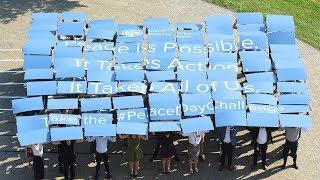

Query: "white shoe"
left=194, top=167, right=199, bottom=173
left=189, top=168, right=194, bottom=173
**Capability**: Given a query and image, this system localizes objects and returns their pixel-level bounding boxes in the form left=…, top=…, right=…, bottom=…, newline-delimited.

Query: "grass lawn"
left=207, top=0, right=320, bottom=49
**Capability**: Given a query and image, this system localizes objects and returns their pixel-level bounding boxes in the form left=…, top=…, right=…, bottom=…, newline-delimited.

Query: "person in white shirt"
left=30, top=143, right=44, bottom=180
left=250, top=127, right=274, bottom=170
left=87, top=136, right=116, bottom=179
left=181, top=131, right=205, bottom=173
left=282, top=127, right=301, bottom=169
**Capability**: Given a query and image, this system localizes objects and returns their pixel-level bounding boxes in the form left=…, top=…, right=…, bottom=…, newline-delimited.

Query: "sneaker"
left=189, top=168, right=194, bottom=173
left=251, top=164, right=256, bottom=170
left=261, top=165, right=267, bottom=170
left=194, top=167, right=199, bottom=173
left=293, top=164, right=298, bottom=169
left=282, top=164, right=286, bottom=169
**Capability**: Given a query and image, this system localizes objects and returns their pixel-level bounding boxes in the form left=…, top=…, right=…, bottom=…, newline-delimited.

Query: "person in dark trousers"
left=87, top=136, right=116, bottom=179
left=57, top=143, right=64, bottom=173
left=218, top=126, right=237, bottom=171
left=249, top=127, right=274, bottom=170
left=61, top=140, right=76, bottom=179
left=150, top=132, right=180, bottom=162
left=159, top=132, right=177, bottom=173
left=282, top=127, right=301, bottom=169
left=30, top=143, right=44, bottom=180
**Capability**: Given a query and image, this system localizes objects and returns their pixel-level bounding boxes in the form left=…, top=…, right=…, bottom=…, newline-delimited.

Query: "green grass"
left=207, top=0, right=320, bottom=49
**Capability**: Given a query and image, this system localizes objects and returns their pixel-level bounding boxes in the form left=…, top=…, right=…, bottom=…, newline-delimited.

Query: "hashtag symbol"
left=118, top=112, right=126, bottom=121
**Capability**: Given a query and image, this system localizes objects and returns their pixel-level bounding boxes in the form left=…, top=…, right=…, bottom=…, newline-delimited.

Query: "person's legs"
left=134, top=161, right=139, bottom=175
left=227, top=143, right=234, bottom=170
left=95, top=153, right=102, bottom=176
left=63, top=161, right=69, bottom=179
left=219, top=142, right=227, bottom=171
left=129, top=161, right=134, bottom=175
left=194, top=159, right=199, bottom=173
left=166, top=158, right=171, bottom=172
left=70, top=159, right=75, bottom=179
left=260, top=143, right=267, bottom=170
left=291, top=141, right=298, bottom=169
left=161, top=158, right=166, bottom=172
left=282, top=140, right=290, bottom=168
left=188, top=159, right=194, bottom=173
left=33, top=156, right=40, bottom=180
left=38, top=156, right=44, bottom=179
left=102, top=153, right=111, bottom=178
left=199, top=139, right=205, bottom=161
left=252, top=143, right=258, bottom=170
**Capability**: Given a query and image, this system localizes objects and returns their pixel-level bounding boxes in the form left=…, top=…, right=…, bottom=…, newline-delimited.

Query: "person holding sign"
left=119, top=135, right=148, bottom=177
left=159, top=132, right=177, bottom=173
left=218, top=126, right=237, bottom=171
left=61, top=140, right=76, bottom=179
left=30, top=143, right=44, bottom=180
left=249, top=127, right=274, bottom=170
left=181, top=131, right=205, bottom=173
left=87, top=136, right=116, bottom=179
left=282, top=127, right=301, bottom=169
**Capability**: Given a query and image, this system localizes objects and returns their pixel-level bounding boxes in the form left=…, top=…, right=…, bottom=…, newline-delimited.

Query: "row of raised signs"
left=12, top=95, right=310, bottom=117
left=16, top=112, right=311, bottom=146
left=24, top=79, right=310, bottom=96
left=26, top=12, right=296, bottom=44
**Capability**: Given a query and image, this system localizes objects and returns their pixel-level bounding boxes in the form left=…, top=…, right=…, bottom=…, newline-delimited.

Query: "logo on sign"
left=122, top=29, right=143, bottom=37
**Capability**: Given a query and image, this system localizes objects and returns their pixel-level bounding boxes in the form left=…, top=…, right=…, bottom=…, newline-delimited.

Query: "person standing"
left=282, top=127, right=301, bottom=169
left=159, top=132, right=176, bottom=173
left=87, top=136, right=116, bottom=179
left=150, top=132, right=180, bottom=162
left=218, top=126, right=237, bottom=171
left=119, top=134, right=148, bottom=177
left=182, top=131, right=204, bottom=173
left=250, top=127, right=274, bottom=170
left=30, top=143, right=44, bottom=180
left=61, top=140, right=76, bottom=179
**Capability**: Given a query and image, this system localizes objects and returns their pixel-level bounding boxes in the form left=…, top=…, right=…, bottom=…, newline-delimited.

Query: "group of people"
left=26, top=126, right=301, bottom=179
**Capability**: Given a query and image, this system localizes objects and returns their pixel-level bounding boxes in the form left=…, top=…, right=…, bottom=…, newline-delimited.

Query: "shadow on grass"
left=0, top=0, right=87, bottom=24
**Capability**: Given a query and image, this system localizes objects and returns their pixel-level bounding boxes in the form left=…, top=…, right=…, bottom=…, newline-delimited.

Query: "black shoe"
left=293, top=164, right=298, bottom=169
left=282, top=164, right=286, bottom=169
left=95, top=173, right=99, bottom=178
left=251, top=164, right=256, bottom=170
left=173, top=156, right=180, bottom=162
left=218, top=164, right=224, bottom=171
left=261, top=165, right=267, bottom=170
left=150, top=155, right=157, bottom=162
left=106, top=172, right=112, bottom=179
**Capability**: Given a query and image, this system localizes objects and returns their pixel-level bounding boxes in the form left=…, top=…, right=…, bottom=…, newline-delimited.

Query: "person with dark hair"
left=30, top=143, right=44, bottom=180
left=150, top=132, right=179, bottom=162
left=218, top=126, right=237, bottom=171
left=61, top=140, right=76, bottom=179
left=159, top=132, right=176, bottom=173
left=250, top=127, right=274, bottom=170
left=282, top=127, right=301, bottom=169
left=87, top=136, right=116, bottom=179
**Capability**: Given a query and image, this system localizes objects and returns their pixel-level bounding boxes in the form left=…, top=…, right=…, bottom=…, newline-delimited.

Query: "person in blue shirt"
left=218, top=126, right=237, bottom=171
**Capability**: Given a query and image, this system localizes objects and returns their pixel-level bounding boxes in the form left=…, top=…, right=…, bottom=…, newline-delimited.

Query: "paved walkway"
left=0, top=0, right=319, bottom=179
